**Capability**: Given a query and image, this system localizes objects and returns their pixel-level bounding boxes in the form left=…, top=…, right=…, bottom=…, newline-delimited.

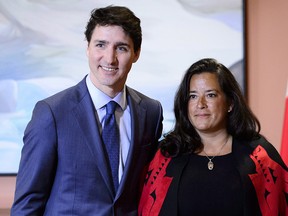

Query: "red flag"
left=280, top=81, right=288, bottom=166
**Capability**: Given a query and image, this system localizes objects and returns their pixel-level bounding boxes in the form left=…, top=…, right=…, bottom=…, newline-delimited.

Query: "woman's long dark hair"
left=160, top=58, right=260, bottom=157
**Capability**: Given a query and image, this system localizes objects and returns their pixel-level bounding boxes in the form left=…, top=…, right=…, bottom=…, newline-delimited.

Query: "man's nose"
left=104, top=48, right=117, bottom=64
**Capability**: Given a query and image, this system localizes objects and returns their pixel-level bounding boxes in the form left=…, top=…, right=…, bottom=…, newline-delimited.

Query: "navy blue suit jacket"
left=11, top=76, right=163, bottom=215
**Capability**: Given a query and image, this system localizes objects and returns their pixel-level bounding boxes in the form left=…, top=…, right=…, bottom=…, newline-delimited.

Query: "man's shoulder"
left=126, top=86, right=160, bottom=105
left=41, top=76, right=88, bottom=106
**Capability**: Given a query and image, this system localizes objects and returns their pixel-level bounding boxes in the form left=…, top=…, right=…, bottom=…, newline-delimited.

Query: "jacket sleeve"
left=248, top=143, right=288, bottom=216
left=11, top=101, right=57, bottom=215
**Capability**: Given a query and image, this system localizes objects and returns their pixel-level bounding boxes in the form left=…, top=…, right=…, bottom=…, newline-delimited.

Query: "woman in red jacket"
left=139, top=58, right=288, bottom=216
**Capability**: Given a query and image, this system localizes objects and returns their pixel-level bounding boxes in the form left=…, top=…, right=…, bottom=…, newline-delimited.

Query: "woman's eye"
left=207, top=93, right=216, bottom=98
left=189, top=94, right=197, bottom=99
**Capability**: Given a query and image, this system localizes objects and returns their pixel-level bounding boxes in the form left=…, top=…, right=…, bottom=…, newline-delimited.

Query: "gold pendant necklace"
left=207, top=158, right=214, bottom=170
left=202, top=136, right=230, bottom=171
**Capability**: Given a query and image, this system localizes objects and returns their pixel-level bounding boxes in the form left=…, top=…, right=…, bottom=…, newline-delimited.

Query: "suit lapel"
left=116, top=87, right=146, bottom=198
left=232, top=138, right=262, bottom=215
left=72, top=78, right=115, bottom=196
left=72, top=82, right=149, bottom=199
left=159, top=154, right=190, bottom=216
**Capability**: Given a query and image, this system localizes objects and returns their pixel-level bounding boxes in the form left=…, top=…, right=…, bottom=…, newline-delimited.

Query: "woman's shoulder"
left=233, top=134, right=287, bottom=170
left=249, top=135, right=287, bottom=170
left=235, top=134, right=274, bottom=151
left=149, top=149, right=171, bottom=170
left=148, top=149, right=191, bottom=177
left=249, top=134, right=280, bottom=155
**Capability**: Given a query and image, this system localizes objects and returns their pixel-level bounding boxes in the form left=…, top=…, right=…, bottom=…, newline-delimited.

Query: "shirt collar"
left=86, top=74, right=127, bottom=110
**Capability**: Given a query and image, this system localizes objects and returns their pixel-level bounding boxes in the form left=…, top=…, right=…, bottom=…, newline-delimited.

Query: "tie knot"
left=106, top=101, right=118, bottom=114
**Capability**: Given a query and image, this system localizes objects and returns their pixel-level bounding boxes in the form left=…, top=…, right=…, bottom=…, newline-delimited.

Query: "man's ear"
left=133, top=48, right=141, bottom=63
left=86, top=44, right=89, bottom=57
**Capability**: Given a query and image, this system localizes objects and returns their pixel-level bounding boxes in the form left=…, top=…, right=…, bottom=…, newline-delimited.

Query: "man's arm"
left=11, top=101, right=57, bottom=215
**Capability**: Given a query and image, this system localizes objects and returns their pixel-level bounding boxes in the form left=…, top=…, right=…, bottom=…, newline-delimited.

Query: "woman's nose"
left=197, top=97, right=207, bottom=109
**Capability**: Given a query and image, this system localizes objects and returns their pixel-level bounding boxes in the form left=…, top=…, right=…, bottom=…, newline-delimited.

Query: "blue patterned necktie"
left=102, top=101, right=120, bottom=193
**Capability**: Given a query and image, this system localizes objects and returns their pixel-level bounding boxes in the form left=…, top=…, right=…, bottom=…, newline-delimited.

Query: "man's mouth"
left=101, top=66, right=118, bottom=72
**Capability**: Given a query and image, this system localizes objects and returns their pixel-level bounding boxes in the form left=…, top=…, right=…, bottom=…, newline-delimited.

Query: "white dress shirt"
left=86, top=74, right=131, bottom=184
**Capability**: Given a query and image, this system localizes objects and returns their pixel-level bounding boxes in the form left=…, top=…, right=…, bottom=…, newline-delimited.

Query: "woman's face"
left=188, top=72, right=231, bottom=134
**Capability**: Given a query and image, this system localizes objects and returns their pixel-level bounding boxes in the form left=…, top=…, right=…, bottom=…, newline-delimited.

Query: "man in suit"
left=11, top=6, right=163, bottom=215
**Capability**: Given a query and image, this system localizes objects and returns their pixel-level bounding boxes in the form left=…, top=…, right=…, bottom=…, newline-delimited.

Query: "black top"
left=178, top=153, right=244, bottom=216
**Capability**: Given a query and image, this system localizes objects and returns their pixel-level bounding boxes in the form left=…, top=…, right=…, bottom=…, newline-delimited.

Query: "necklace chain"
left=202, top=136, right=230, bottom=171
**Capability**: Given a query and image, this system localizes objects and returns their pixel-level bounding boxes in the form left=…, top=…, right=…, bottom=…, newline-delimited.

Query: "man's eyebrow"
left=115, top=42, right=130, bottom=47
left=91, top=40, right=130, bottom=48
left=92, top=39, right=107, bottom=43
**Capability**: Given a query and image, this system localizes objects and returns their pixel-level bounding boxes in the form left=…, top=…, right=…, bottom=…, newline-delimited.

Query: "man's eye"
left=118, top=46, right=128, bottom=52
left=96, top=43, right=104, bottom=48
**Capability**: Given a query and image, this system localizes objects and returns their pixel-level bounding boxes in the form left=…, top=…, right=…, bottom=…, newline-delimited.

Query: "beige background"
left=1, top=0, right=288, bottom=213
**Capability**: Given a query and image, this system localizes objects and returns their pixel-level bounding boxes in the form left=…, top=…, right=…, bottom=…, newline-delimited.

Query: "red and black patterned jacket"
left=139, top=135, right=288, bottom=216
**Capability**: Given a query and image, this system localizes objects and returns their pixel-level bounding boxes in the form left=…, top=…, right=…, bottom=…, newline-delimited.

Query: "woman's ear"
left=228, top=104, right=233, bottom=113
